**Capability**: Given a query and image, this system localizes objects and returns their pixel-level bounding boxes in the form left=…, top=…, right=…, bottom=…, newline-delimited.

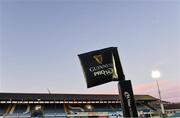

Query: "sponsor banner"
left=88, top=112, right=109, bottom=116
left=68, top=112, right=88, bottom=116
left=70, top=112, right=108, bottom=116
left=108, top=111, right=122, bottom=116
left=78, top=47, right=125, bottom=88
left=118, top=80, right=138, bottom=117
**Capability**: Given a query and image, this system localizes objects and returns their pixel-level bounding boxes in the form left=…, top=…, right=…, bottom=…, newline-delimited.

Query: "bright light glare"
left=151, top=70, right=161, bottom=79
left=86, top=105, right=92, bottom=110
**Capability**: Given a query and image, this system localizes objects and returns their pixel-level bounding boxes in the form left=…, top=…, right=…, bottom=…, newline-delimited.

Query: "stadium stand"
left=0, top=104, right=6, bottom=116
left=0, top=93, right=178, bottom=117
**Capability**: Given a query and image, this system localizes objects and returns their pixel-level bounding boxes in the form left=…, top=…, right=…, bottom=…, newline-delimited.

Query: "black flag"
left=78, top=47, right=125, bottom=88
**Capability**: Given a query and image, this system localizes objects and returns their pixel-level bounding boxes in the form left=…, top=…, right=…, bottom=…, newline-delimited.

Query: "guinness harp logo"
left=93, top=55, right=103, bottom=64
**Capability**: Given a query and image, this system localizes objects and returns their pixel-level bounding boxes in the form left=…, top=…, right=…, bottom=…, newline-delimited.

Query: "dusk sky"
left=0, top=0, right=179, bottom=102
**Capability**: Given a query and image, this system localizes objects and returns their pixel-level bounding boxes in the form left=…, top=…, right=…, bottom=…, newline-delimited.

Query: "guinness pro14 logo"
left=90, top=54, right=114, bottom=77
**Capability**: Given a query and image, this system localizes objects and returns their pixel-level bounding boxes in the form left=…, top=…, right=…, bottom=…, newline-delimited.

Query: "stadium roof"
left=164, top=103, right=180, bottom=110
left=0, top=93, right=157, bottom=102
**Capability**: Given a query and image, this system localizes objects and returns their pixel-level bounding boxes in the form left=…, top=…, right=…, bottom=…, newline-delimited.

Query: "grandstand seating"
left=13, top=104, right=27, bottom=114
left=0, top=105, right=6, bottom=116
left=0, top=103, right=158, bottom=117
left=92, top=104, right=113, bottom=112
left=44, top=104, right=65, bottom=116
left=2, top=104, right=30, bottom=117
left=1, top=93, right=169, bottom=117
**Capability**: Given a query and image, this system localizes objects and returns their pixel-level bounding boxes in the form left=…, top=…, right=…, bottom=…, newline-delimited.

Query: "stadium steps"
left=63, top=104, right=67, bottom=113
left=5, top=104, right=12, bottom=114
left=9, top=104, right=16, bottom=114
left=24, top=105, right=30, bottom=114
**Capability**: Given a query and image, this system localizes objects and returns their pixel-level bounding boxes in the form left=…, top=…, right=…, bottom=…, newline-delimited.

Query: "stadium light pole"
left=151, top=70, right=165, bottom=116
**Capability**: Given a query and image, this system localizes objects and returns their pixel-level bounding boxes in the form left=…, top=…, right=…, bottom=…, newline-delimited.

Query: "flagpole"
left=113, top=48, right=138, bottom=117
